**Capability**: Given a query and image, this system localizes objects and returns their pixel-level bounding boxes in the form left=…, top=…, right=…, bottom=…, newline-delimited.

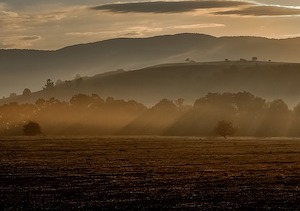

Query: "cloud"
left=92, top=1, right=300, bottom=17
left=0, top=10, right=19, bottom=17
left=214, top=6, right=300, bottom=16
left=0, top=9, right=27, bottom=32
left=171, top=23, right=226, bottom=29
left=66, top=26, right=163, bottom=38
left=281, top=33, right=300, bottom=38
left=1, top=35, right=42, bottom=49
left=92, top=1, right=252, bottom=14
left=0, top=2, right=8, bottom=10
left=0, top=42, right=10, bottom=49
left=20, top=35, right=42, bottom=41
left=66, top=32, right=103, bottom=36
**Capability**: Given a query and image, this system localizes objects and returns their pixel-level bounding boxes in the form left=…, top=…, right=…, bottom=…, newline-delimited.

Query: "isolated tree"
left=252, top=57, right=258, bottom=62
left=215, top=120, right=236, bottom=139
left=23, top=121, right=42, bottom=136
left=43, top=79, right=54, bottom=90
left=22, top=88, right=31, bottom=96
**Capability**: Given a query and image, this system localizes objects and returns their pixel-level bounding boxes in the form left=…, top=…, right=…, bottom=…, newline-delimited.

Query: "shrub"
left=23, top=121, right=42, bottom=136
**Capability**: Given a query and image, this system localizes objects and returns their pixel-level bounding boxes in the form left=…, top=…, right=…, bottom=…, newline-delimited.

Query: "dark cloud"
left=92, top=1, right=252, bottom=14
left=123, top=32, right=142, bottom=36
left=0, top=0, right=112, bottom=9
left=21, top=35, right=41, bottom=41
left=214, top=6, right=300, bottom=16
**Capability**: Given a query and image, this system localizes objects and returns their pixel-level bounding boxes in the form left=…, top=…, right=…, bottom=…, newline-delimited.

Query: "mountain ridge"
left=1, top=33, right=300, bottom=98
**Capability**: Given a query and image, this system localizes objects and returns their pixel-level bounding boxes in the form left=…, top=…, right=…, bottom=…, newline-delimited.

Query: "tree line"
left=0, top=92, right=299, bottom=137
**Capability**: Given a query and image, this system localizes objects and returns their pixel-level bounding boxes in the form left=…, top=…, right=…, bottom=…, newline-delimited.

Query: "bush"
left=23, top=121, right=42, bottom=136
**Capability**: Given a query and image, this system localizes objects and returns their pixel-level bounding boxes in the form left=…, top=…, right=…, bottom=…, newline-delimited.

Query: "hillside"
left=3, top=60, right=300, bottom=107
left=1, top=33, right=300, bottom=98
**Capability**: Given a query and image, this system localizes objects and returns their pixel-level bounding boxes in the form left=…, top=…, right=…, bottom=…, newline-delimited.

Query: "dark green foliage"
left=23, top=122, right=42, bottom=136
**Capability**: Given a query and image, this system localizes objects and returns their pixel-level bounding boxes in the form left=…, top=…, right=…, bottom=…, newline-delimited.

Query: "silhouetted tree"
left=252, top=57, right=258, bottom=62
left=91, top=94, right=104, bottom=104
left=152, top=99, right=177, bottom=112
left=22, top=88, right=31, bottom=95
left=268, top=99, right=289, bottom=114
left=258, top=99, right=291, bottom=136
left=43, top=79, right=54, bottom=90
left=234, top=92, right=266, bottom=113
left=215, top=120, right=236, bottom=139
left=23, top=121, right=42, bottom=136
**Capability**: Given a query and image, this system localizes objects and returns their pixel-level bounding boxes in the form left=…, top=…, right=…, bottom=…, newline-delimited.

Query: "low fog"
left=1, top=92, right=299, bottom=137
left=2, top=60, right=300, bottom=108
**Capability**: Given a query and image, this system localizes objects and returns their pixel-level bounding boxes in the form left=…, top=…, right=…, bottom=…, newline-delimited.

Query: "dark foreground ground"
left=0, top=136, right=300, bottom=210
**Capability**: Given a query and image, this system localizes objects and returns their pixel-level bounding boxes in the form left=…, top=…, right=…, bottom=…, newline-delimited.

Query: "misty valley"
left=2, top=58, right=300, bottom=137
left=1, top=33, right=300, bottom=210
left=1, top=91, right=300, bottom=137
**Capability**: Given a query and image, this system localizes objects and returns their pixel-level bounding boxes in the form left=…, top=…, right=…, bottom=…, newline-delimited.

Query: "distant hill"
left=2, top=61, right=300, bottom=107
left=1, top=33, right=300, bottom=97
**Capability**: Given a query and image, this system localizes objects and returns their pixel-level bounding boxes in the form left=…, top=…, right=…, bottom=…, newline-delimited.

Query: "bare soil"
left=1, top=136, right=300, bottom=210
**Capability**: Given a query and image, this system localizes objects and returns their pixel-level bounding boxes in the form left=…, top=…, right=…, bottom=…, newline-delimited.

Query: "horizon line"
left=1, top=32, right=300, bottom=51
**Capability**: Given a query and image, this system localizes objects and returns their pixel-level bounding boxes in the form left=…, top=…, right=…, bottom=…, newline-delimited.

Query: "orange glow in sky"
left=0, top=0, right=300, bottom=49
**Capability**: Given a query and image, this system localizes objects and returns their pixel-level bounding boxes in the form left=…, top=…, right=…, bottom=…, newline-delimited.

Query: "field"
left=1, top=136, right=300, bottom=210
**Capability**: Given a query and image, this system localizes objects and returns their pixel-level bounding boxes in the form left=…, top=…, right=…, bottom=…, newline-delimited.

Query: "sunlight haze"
left=1, top=0, right=300, bottom=49
left=1, top=1, right=300, bottom=210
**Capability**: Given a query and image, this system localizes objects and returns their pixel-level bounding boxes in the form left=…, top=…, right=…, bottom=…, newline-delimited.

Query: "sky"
left=1, top=0, right=300, bottom=49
